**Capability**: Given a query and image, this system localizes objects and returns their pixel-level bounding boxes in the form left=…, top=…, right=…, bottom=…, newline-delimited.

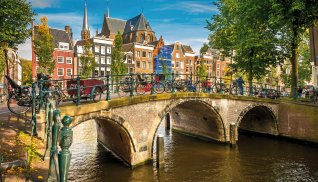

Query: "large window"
left=107, top=47, right=111, bottom=54
left=57, top=56, right=64, bottom=63
left=66, top=57, right=72, bottom=64
left=101, top=56, right=105, bottom=64
left=101, top=67, right=105, bottom=77
left=137, top=61, right=140, bottom=68
left=176, top=62, right=180, bottom=68
left=95, top=56, right=100, bottom=64
left=176, top=53, right=180, bottom=58
left=142, top=61, right=146, bottom=68
left=142, top=51, right=146, bottom=57
left=101, top=46, right=105, bottom=54
left=136, top=51, right=140, bottom=57
left=66, top=68, right=72, bottom=76
left=148, top=62, right=152, bottom=69
left=107, top=57, right=111, bottom=64
left=95, top=45, right=100, bottom=53
left=148, top=52, right=152, bottom=58
left=58, top=68, right=64, bottom=76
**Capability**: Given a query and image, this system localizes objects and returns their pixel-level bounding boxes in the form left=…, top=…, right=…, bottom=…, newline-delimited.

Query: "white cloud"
left=18, top=38, right=32, bottom=60
left=153, top=1, right=218, bottom=14
left=28, top=0, right=58, bottom=9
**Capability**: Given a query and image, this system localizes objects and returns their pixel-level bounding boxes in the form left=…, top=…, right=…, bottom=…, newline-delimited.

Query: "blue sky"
left=18, top=0, right=218, bottom=59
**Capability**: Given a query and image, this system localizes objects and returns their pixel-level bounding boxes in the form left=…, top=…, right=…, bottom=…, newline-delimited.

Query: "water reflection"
left=68, top=120, right=318, bottom=182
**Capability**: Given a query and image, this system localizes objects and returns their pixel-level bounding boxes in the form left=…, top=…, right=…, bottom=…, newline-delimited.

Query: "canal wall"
left=278, top=102, right=318, bottom=143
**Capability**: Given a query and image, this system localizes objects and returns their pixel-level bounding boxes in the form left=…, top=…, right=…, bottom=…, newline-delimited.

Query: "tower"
left=81, top=0, right=90, bottom=40
left=105, top=0, right=110, bottom=18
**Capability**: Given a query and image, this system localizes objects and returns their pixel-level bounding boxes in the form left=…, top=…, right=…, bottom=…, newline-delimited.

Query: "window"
left=66, top=68, right=72, bottom=76
left=176, top=53, right=180, bottom=58
left=172, top=61, right=175, bottom=67
left=148, top=52, right=152, bottom=58
left=66, top=57, right=72, bottom=64
left=186, top=60, right=189, bottom=64
left=36, top=56, right=39, bottom=62
left=217, top=63, right=220, bottom=69
left=95, top=56, right=100, bottom=64
left=95, top=45, right=100, bottom=53
left=142, top=51, right=146, bottom=57
left=129, top=67, right=134, bottom=73
left=176, top=62, right=180, bottom=68
left=137, top=61, right=140, bottom=68
left=101, top=46, right=105, bottom=54
left=101, top=56, right=106, bottom=64
left=148, top=62, right=152, bottom=69
left=142, top=61, right=146, bottom=68
left=101, top=67, right=105, bottom=76
left=217, top=70, right=220, bottom=77
left=57, top=56, right=64, bottom=63
left=94, top=68, right=99, bottom=76
left=107, top=47, right=111, bottom=54
left=136, top=51, right=140, bottom=57
left=107, top=57, right=111, bottom=64
left=189, top=60, right=192, bottom=65
left=79, top=68, right=83, bottom=75
left=58, top=42, right=69, bottom=50
left=186, top=67, right=189, bottom=73
left=58, top=68, right=64, bottom=76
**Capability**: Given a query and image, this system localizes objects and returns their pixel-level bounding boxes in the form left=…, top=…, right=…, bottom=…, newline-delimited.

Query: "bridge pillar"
left=230, top=123, right=237, bottom=147
left=156, top=134, right=164, bottom=167
left=165, top=113, right=171, bottom=131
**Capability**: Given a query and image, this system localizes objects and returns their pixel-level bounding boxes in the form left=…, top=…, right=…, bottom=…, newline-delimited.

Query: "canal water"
left=68, top=121, right=318, bottom=182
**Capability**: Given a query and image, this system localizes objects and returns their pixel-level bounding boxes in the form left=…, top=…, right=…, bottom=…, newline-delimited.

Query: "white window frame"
left=95, top=45, right=100, bottom=53
left=66, top=68, right=72, bottom=76
left=142, top=61, right=146, bottom=68
left=57, top=56, right=64, bottom=63
left=57, top=68, right=64, bottom=76
left=95, top=55, right=100, bottom=64
left=148, top=62, right=152, bottom=69
left=176, top=53, right=180, bottom=58
left=136, top=51, right=140, bottom=57
left=148, top=52, right=152, bottom=58
left=59, top=42, right=69, bottom=50
left=107, top=57, right=111, bottom=64
left=101, top=46, right=105, bottom=54
left=66, top=57, right=72, bottom=64
left=107, top=47, right=111, bottom=54
left=101, top=56, right=105, bottom=64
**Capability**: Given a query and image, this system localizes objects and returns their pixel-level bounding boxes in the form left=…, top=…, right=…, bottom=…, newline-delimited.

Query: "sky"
left=18, top=0, right=218, bottom=60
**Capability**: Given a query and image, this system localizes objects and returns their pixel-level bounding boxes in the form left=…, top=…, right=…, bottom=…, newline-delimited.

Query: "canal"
left=68, top=121, right=318, bottom=182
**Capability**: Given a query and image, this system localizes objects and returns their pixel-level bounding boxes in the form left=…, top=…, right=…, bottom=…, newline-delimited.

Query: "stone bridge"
left=42, top=93, right=318, bottom=167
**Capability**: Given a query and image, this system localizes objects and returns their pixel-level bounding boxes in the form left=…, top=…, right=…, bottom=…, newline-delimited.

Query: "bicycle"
left=135, top=75, right=165, bottom=95
left=5, top=76, right=37, bottom=115
left=117, top=77, right=131, bottom=97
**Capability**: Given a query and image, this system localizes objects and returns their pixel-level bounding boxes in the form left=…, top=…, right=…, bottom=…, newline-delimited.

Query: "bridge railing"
left=32, top=73, right=318, bottom=113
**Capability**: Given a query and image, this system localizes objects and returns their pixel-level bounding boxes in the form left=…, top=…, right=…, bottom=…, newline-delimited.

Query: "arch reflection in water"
left=68, top=119, right=318, bottom=182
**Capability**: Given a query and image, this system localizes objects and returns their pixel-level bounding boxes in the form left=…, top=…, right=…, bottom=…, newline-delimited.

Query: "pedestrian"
left=236, top=76, right=245, bottom=95
left=297, top=86, right=303, bottom=98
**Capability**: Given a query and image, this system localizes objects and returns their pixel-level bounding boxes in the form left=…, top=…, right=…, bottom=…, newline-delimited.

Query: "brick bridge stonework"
left=55, top=93, right=281, bottom=167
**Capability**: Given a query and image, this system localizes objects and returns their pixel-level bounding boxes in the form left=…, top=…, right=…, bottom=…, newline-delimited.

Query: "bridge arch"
left=148, top=98, right=226, bottom=157
left=237, top=104, right=278, bottom=136
left=69, top=112, right=136, bottom=166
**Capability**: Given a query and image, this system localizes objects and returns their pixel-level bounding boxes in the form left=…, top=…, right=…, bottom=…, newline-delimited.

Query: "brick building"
left=32, top=26, right=75, bottom=88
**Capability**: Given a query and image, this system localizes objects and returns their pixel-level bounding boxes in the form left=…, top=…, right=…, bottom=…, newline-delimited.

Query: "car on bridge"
left=258, top=88, right=280, bottom=99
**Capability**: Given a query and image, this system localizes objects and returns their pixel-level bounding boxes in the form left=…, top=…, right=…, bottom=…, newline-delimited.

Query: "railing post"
left=205, top=76, right=208, bottom=93
left=130, top=73, right=134, bottom=97
left=58, top=116, right=73, bottom=182
left=219, top=78, right=223, bottom=94
left=76, top=76, right=81, bottom=106
left=106, top=75, right=110, bottom=101
left=48, top=110, right=61, bottom=182
left=39, top=78, right=44, bottom=112
left=151, top=73, right=154, bottom=95
left=31, top=83, right=38, bottom=136
left=171, top=73, right=175, bottom=93
left=44, top=101, right=53, bottom=159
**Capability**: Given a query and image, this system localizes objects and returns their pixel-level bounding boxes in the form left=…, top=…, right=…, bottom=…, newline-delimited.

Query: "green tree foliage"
left=33, top=17, right=55, bottom=75
left=111, top=31, right=127, bottom=78
left=195, top=59, right=208, bottom=81
left=281, top=31, right=312, bottom=87
left=0, top=0, right=34, bottom=77
left=21, top=59, right=32, bottom=85
left=80, top=41, right=97, bottom=78
left=200, top=43, right=209, bottom=55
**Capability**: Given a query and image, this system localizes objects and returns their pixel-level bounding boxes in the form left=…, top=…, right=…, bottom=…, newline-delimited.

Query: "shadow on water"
left=68, top=120, right=318, bottom=182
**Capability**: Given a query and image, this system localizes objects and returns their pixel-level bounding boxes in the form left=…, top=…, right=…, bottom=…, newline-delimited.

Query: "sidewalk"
left=0, top=103, right=48, bottom=182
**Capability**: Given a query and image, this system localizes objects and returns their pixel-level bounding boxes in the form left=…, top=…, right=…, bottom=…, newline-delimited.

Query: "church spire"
left=106, top=0, right=110, bottom=18
left=81, top=0, right=90, bottom=40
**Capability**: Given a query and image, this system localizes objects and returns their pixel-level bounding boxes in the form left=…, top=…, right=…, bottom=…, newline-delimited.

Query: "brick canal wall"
left=278, top=102, right=318, bottom=143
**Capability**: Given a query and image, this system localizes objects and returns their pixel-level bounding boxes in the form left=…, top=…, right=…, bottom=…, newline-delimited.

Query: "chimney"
left=65, top=25, right=70, bottom=34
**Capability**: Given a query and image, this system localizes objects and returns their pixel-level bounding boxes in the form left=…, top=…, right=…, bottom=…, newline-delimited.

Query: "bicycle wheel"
left=195, top=82, right=202, bottom=93
left=92, top=87, right=103, bottom=102
left=136, top=83, right=146, bottom=95
left=7, top=93, right=32, bottom=115
left=118, top=85, right=129, bottom=97
left=154, top=83, right=165, bottom=94
left=165, top=82, right=173, bottom=93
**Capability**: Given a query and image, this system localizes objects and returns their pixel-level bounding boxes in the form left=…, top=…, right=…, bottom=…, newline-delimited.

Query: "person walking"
left=236, top=76, right=245, bottom=95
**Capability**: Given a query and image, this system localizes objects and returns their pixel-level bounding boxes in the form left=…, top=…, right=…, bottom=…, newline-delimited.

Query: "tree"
left=200, top=43, right=209, bottom=55
left=0, top=0, right=34, bottom=78
left=0, top=47, right=6, bottom=81
left=269, top=0, right=318, bottom=95
left=195, top=59, right=208, bottom=81
left=80, top=41, right=96, bottom=78
left=21, top=59, right=32, bottom=85
left=33, top=16, right=55, bottom=75
left=111, top=31, right=127, bottom=79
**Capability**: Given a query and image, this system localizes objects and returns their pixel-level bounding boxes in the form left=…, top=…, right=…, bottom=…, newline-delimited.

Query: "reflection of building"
left=310, top=26, right=318, bottom=86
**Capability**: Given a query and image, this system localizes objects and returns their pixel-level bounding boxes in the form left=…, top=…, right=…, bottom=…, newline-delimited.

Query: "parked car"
left=302, top=85, right=318, bottom=98
left=258, top=88, right=280, bottom=99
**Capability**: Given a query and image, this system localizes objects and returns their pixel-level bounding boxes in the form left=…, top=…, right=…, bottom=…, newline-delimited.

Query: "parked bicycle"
left=135, top=74, right=165, bottom=95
